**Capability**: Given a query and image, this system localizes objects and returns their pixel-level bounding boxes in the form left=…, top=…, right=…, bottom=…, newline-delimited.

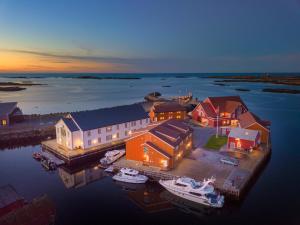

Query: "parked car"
left=220, top=157, right=239, bottom=166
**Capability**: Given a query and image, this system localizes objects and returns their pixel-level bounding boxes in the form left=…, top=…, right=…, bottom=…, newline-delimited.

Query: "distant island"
left=73, top=75, right=141, bottom=80
left=0, top=81, right=45, bottom=92
left=208, top=74, right=300, bottom=86
left=0, top=87, right=26, bottom=92
left=262, top=88, right=300, bottom=94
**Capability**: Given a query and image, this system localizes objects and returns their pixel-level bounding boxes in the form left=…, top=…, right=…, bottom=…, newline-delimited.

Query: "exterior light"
left=128, top=130, right=132, bottom=135
left=92, top=139, right=97, bottom=144
left=112, top=134, right=117, bottom=139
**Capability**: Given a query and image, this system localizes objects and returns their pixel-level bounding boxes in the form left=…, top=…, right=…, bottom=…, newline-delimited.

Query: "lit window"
left=106, top=126, right=112, bottom=132
left=112, top=133, right=119, bottom=139
left=2, top=120, right=7, bottom=126
left=106, top=135, right=112, bottom=141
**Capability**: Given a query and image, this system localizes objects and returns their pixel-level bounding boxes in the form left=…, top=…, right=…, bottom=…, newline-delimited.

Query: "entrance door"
left=230, top=142, right=235, bottom=149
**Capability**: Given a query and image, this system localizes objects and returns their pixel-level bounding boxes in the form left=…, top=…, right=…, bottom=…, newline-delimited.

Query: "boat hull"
left=159, top=180, right=223, bottom=208
left=112, top=175, right=148, bottom=184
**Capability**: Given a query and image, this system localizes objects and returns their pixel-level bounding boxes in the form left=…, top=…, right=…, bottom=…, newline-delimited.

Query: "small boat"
left=104, top=166, right=114, bottom=173
left=32, top=152, right=43, bottom=161
left=112, top=168, right=148, bottom=184
left=100, top=149, right=125, bottom=166
left=159, top=177, right=224, bottom=208
left=41, top=159, right=57, bottom=171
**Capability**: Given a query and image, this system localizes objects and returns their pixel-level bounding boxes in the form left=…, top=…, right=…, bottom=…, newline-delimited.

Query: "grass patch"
left=204, top=135, right=227, bottom=150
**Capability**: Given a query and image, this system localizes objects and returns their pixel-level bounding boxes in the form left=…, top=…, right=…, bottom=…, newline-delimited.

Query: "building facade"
left=149, top=102, right=187, bottom=122
left=227, top=128, right=260, bottom=150
left=55, top=104, right=150, bottom=150
left=126, top=119, right=193, bottom=170
left=192, top=96, right=248, bottom=127
left=0, top=102, right=23, bottom=126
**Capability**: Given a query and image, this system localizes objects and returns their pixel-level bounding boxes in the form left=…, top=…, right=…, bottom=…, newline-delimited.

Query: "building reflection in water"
left=0, top=184, right=56, bottom=225
left=58, top=162, right=106, bottom=189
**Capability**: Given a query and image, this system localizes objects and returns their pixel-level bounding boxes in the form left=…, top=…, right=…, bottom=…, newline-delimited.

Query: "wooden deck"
left=41, top=139, right=125, bottom=165
left=113, top=146, right=271, bottom=199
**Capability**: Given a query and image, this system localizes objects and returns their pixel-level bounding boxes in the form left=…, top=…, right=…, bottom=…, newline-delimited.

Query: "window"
left=160, top=117, right=165, bottom=120
left=131, top=121, right=136, bottom=126
left=106, top=126, right=112, bottom=132
left=125, top=123, right=128, bottom=128
left=98, top=128, right=101, bottom=134
left=140, top=120, right=142, bottom=125
left=98, top=137, right=101, bottom=143
left=176, top=115, right=181, bottom=119
left=106, top=135, right=112, bottom=141
left=87, top=131, right=91, bottom=136
left=112, top=133, right=119, bottom=139
left=125, top=130, right=129, bottom=136
left=1, top=120, right=7, bottom=126
left=116, top=124, right=119, bottom=130
left=88, top=140, right=91, bottom=146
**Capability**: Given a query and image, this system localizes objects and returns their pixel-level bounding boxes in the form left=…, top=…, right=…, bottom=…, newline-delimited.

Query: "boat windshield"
left=190, top=180, right=201, bottom=189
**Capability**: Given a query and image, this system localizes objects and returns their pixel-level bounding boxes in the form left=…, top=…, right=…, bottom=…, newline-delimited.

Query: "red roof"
left=238, top=111, right=270, bottom=131
left=198, top=102, right=217, bottom=118
left=205, top=96, right=248, bottom=113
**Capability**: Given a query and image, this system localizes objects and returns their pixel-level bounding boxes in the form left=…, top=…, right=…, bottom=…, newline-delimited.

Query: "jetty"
left=41, top=139, right=125, bottom=165
left=113, top=145, right=271, bottom=200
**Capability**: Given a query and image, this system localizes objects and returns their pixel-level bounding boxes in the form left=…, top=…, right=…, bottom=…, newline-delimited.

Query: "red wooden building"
left=227, top=127, right=260, bottom=150
left=192, top=96, right=248, bottom=127
left=126, top=119, right=193, bottom=170
left=149, top=102, right=187, bottom=122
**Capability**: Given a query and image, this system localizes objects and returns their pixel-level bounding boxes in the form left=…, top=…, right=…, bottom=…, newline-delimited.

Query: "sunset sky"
left=0, top=0, right=300, bottom=73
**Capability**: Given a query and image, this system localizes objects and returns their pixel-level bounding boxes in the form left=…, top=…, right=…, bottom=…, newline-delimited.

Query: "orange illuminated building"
left=149, top=102, right=187, bottom=122
left=126, top=119, right=193, bottom=170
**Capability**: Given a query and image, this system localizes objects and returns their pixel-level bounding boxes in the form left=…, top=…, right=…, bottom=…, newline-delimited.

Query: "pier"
left=113, top=146, right=271, bottom=199
left=41, top=139, right=125, bottom=165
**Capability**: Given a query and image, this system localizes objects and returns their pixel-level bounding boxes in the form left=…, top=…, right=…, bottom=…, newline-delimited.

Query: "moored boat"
left=112, top=168, right=148, bottom=184
left=32, top=152, right=43, bottom=161
left=41, top=159, right=57, bottom=171
left=159, top=177, right=224, bottom=208
left=100, top=149, right=125, bottom=166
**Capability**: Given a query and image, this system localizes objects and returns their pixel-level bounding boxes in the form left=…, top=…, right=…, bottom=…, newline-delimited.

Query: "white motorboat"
left=159, top=177, right=224, bottom=208
left=100, top=149, right=125, bottom=166
left=112, top=168, right=148, bottom=184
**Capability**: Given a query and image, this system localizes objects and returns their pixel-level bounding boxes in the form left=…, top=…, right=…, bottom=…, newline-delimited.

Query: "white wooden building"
left=55, top=104, right=150, bottom=150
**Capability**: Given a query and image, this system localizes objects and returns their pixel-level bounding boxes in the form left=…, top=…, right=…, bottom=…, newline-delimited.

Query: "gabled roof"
left=228, top=127, right=259, bottom=141
left=198, top=102, right=217, bottom=118
left=149, top=119, right=192, bottom=148
left=238, top=111, right=270, bottom=131
left=205, top=96, right=248, bottom=113
left=70, top=103, right=149, bottom=131
left=144, top=142, right=171, bottom=159
left=61, top=118, right=80, bottom=132
left=152, top=102, right=186, bottom=113
left=0, top=102, right=17, bottom=116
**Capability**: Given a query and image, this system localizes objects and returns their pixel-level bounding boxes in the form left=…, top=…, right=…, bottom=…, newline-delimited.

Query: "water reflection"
left=58, top=162, right=106, bottom=189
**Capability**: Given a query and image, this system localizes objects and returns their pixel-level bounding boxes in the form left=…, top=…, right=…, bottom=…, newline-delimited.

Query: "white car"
left=220, top=157, right=239, bottom=166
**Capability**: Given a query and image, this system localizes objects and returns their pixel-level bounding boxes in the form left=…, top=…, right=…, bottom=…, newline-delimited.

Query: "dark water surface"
left=0, top=74, right=300, bottom=225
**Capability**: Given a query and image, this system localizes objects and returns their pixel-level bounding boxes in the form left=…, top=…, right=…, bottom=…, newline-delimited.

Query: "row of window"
left=86, top=130, right=134, bottom=146
left=159, top=115, right=182, bottom=120
left=87, top=119, right=148, bottom=136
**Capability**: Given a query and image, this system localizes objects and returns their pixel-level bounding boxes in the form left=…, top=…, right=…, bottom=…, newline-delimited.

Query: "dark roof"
left=0, top=185, right=23, bottom=208
left=149, top=119, right=192, bottom=147
left=70, top=103, right=149, bottom=131
left=62, top=118, right=80, bottom=132
left=238, top=111, right=270, bottom=131
left=199, top=102, right=217, bottom=118
left=206, top=96, right=248, bottom=113
left=145, top=142, right=172, bottom=159
left=152, top=102, right=186, bottom=113
left=0, top=102, right=17, bottom=116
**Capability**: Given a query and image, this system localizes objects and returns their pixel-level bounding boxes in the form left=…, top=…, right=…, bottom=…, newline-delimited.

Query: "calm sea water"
left=0, top=73, right=300, bottom=225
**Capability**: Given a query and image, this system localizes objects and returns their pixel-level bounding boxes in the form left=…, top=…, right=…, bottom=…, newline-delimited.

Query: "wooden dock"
left=41, top=139, right=125, bottom=165
left=113, top=146, right=271, bottom=199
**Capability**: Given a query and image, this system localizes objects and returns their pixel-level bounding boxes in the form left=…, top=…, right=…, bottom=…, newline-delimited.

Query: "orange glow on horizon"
left=0, top=51, right=136, bottom=73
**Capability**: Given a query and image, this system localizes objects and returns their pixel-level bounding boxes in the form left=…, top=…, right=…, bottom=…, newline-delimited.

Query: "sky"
left=0, top=0, right=300, bottom=73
